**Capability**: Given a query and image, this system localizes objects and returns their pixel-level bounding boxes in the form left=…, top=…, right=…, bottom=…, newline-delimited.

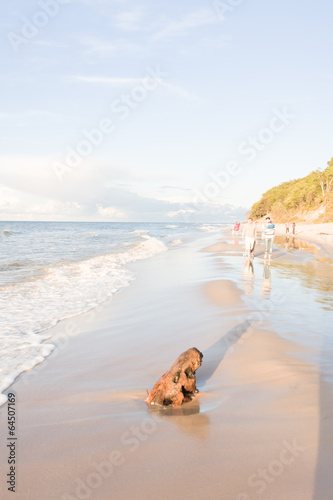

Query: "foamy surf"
left=0, top=221, right=232, bottom=405
left=196, top=225, right=224, bottom=233
left=0, top=236, right=167, bottom=406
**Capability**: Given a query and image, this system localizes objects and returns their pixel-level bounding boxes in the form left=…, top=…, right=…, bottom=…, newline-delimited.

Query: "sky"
left=1, top=0, right=333, bottom=222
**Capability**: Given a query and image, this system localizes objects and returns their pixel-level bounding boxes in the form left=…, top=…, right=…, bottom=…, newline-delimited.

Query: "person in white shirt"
left=242, top=217, right=257, bottom=260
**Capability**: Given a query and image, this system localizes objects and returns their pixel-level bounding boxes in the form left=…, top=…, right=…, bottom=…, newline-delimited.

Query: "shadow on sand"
left=197, top=319, right=253, bottom=389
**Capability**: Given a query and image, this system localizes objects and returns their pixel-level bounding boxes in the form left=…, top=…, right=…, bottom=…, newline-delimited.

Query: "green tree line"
left=250, top=158, right=333, bottom=222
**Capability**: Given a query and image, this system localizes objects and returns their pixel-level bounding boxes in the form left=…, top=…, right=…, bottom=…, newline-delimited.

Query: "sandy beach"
left=0, top=230, right=333, bottom=500
left=2, top=0, right=333, bottom=498
left=273, top=222, right=333, bottom=254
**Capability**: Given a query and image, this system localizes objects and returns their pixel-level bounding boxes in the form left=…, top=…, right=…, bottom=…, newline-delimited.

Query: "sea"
left=0, top=221, right=228, bottom=405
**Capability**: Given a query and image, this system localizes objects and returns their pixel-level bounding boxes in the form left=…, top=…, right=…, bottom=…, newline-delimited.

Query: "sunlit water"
left=215, top=231, right=333, bottom=383
left=0, top=221, right=228, bottom=404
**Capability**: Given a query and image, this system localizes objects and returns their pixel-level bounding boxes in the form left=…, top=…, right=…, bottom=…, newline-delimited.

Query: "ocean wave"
left=196, top=225, right=222, bottom=233
left=169, top=238, right=183, bottom=246
left=0, top=236, right=167, bottom=405
left=84, top=231, right=99, bottom=237
left=2, top=262, right=30, bottom=268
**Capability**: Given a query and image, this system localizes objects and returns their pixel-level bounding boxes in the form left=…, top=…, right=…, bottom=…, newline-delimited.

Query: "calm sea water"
left=223, top=232, right=333, bottom=388
left=0, top=221, right=228, bottom=404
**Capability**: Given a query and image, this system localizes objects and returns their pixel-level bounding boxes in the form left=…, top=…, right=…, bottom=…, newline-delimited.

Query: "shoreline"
left=0, top=226, right=220, bottom=408
left=0, top=232, right=331, bottom=499
left=247, top=221, right=333, bottom=253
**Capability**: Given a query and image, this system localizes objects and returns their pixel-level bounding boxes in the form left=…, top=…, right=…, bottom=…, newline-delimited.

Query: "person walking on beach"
left=263, top=216, right=275, bottom=262
left=242, top=217, right=257, bottom=260
left=234, top=221, right=240, bottom=233
left=285, top=222, right=290, bottom=234
left=292, top=221, right=296, bottom=235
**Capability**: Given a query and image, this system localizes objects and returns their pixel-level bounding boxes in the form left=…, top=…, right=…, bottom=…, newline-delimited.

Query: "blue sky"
left=1, top=0, right=332, bottom=221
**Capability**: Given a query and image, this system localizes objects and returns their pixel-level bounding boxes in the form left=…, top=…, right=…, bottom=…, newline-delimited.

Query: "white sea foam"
left=130, top=229, right=148, bottom=235
left=196, top=225, right=222, bottom=233
left=170, top=238, right=183, bottom=246
left=0, top=236, right=167, bottom=405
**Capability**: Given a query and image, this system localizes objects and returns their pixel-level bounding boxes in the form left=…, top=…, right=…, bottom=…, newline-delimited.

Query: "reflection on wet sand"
left=281, top=235, right=298, bottom=251
left=232, top=234, right=241, bottom=245
left=262, top=263, right=272, bottom=298
left=274, top=235, right=322, bottom=254
left=149, top=398, right=211, bottom=441
left=222, top=232, right=333, bottom=310
left=242, top=259, right=255, bottom=295
left=205, top=230, right=333, bottom=498
left=273, top=237, right=333, bottom=311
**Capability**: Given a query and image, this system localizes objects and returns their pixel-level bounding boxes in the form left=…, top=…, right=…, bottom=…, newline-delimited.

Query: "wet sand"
left=0, top=233, right=332, bottom=500
left=274, top=222, right=333, bottom=253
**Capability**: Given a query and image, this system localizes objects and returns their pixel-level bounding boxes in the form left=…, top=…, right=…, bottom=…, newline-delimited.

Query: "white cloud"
left=71, top=75, right=148, bottom=85
left=0, top=156, right=247, bottom=222
left=70, top=75, right=202, bottom=103
left=0, top=186, right=83, bottom=221
left=201, top=36, right=231, bottom=50
left=0, top=187, right=20, bottom=211
left=0, top=109, right=75, bottom=126
left=97, top=204, right=128, bottom=219
left=74, top=0, right=119, bottom=4
left=152, top=8, right=218, bottom=40
left=77, top=37, right=117, bottom=55
left=167, top=209, right=195, bottom=218
left=30, top=200, right=81, bottom=215
left=31, top=40, right=68, bottom=48
left=162, top=82, right=205, bottom=104
left=77, top=36, right=142, bottom=56
left=114, top=7, right=146, bottom=31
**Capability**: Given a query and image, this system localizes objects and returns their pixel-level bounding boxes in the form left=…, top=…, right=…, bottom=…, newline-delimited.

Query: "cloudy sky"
left=1, top=0, right=332, bottom=222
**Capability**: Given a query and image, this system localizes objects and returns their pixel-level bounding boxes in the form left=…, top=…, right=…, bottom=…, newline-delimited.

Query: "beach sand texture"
left=0, top=231, right=332, bottom=500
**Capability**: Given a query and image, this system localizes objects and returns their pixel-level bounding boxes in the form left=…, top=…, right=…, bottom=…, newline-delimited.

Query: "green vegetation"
left=250, top=158, right=333, bottom=222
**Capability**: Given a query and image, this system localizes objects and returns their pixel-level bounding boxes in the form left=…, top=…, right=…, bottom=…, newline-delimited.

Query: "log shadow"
left=197, top=319, right=253, bottom=389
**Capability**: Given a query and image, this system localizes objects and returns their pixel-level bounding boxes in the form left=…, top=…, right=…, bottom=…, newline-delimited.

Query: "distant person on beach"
left=285, top=222, right=290, bottom=234
left=234, top=221, right=240, bottom=233
left=263, top=216, right=275, bottom=262
left=292, top=221, right=296, bottom=235
left=242, top=217, right=257, bottom=259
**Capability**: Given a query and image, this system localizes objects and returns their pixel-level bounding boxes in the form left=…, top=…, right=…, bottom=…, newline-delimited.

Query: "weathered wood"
left=145, top=347, right=203, bottom=407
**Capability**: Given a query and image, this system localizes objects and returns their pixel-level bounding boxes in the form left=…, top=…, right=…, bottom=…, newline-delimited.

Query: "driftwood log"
left=145, top=347, right=203, bottom=407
